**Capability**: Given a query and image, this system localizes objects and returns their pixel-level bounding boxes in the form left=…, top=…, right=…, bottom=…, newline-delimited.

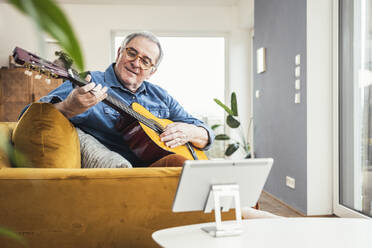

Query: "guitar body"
left=121, top=102, right=208, bottom=164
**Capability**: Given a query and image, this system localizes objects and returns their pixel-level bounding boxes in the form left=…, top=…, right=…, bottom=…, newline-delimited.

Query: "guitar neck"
left=67, top=72, right=164, bottom=134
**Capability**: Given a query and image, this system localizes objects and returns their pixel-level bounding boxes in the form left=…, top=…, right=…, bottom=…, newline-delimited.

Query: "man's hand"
left=54, top=75, right=108, bottom=118
left=160, top=122, right=209, bottom=149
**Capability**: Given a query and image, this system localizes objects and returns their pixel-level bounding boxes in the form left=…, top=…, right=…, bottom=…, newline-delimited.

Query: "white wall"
left=229, top=1, right=253, bottom=147
left=306, top=0, right=334, bottom=215
left=0, top=3, right=233, bottom=69
left=0, top=2, right=252, bottom=130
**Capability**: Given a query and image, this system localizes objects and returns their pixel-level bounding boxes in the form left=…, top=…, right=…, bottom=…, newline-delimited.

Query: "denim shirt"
left=37, top=64, right=214, bottom=167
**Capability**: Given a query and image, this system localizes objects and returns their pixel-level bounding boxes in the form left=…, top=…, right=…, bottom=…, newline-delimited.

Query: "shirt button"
left=132, top=96, right=135, bottom=99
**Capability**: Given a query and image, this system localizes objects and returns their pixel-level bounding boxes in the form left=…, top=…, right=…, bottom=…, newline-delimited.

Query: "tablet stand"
left=201, top=184, right=243, bottom=237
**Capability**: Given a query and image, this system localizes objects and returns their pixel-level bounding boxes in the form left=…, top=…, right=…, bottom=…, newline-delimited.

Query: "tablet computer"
left=172, top=158, right=273, bottom=212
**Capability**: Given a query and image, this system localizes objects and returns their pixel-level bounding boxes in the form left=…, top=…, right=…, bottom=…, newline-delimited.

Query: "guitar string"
left=69, top=73, right=164, bottom=134
left=108, top=96, right=199, bottom=160
left=107, top=94, right=199, bottom=159
left=106, top=94, right=164, bottom=134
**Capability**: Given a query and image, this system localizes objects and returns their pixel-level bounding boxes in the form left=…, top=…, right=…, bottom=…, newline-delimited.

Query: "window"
left=113, top=33, right=226, bottom=158
left=339, top=0, right=372, bottom=217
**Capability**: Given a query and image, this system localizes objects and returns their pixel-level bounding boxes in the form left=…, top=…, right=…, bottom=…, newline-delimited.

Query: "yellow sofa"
left=0, top=122, right=235, bottom=247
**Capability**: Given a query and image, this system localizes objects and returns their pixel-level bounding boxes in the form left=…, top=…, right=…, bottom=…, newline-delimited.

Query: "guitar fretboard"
left=106, top=94, right=164, bottom=133
left=70, top=72, right=164, bottom=134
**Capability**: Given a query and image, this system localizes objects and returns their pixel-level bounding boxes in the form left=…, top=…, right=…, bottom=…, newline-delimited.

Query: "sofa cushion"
left=76, top=127, right=132, bottom=168
left=11, top=102, right=80, bottom=168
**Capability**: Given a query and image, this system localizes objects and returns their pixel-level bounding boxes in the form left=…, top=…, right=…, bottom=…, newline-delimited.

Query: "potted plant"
left=212, top=92, right=252, bottom=158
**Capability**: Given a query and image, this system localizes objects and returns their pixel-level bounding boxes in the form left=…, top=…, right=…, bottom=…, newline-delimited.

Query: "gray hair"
left=120, top=31, right=163, bottom=68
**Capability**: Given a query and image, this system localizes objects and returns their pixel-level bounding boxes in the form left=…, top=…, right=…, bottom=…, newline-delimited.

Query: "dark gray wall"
left=253, top=0, right=307, bottom=213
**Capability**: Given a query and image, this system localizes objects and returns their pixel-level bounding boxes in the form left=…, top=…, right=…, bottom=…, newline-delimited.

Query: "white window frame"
left=333, top=0, right=371, bottom=218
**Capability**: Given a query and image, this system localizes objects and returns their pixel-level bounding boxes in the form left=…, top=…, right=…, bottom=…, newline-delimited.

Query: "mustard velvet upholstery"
left=0, top=148, right=10, bottom=168
left=0, top=167, right=235, bottom=248
left=0, top=151, right=10, bottom=168
left=11, top=103, right=80, bottom=168
left=0, top=122, right=17, bottom=139
left=0, top=122, right=17, bottom=168
left=0, top=123, right=235, bottom=247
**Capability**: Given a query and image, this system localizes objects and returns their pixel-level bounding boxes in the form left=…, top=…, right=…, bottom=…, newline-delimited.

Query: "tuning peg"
left=34, top=74, right=42, bottom=80
left=24, top=70, right=32, bottom=76
left=45, top=72, right=51, bottom=84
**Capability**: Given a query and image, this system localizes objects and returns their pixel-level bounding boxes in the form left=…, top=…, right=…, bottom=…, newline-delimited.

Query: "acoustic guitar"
left=12, top=47, right=208, bottom=164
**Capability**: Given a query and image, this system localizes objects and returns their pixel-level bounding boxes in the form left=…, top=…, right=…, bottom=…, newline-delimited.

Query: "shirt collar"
left=104, top=64, right=147, bottom=95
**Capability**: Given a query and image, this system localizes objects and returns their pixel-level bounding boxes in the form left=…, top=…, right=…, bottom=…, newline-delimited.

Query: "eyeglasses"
left=124, top=47, right=155, bottom=70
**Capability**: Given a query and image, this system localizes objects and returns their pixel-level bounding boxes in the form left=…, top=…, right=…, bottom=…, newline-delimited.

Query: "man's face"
left=114, top=36, right=159, bottom=92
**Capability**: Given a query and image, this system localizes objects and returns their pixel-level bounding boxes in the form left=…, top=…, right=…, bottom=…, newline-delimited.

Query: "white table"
left=152, top=218, right=372, bottom=248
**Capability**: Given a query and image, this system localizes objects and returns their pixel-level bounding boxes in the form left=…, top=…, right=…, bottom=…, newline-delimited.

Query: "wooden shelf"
left=0, top=68, right=62, bottom=121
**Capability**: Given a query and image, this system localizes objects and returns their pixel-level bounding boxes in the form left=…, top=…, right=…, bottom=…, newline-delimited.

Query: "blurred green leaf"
left=215, top=134, right=230, bottom=140
left=0, top=133, right=30, bottom=168
left=226, top=115, right=240, bottom=128
left=9, top=148, right=31, bottom=168
left=214, top=98, right=234, bottom=116
left=7, top=0, right=84, bottom=71
left=225, top=143, right=239, bottom=156
left=0, top=227, right=27, bottom=246
left=211, top=124, right=222, bottom=130
left=231, top=92, right=238, bottom=116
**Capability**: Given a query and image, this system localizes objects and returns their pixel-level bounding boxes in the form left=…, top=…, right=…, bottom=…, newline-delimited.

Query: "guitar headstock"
left=12, top=47, right=69, bottom=84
